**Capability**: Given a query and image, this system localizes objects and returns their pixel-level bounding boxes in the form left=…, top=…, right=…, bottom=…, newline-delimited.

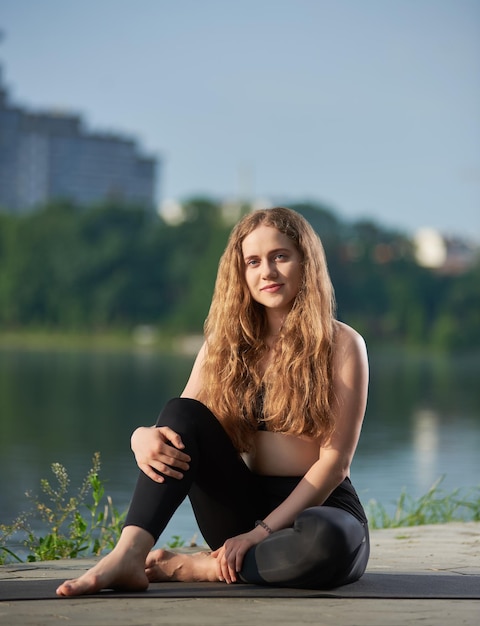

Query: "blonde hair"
left=197, top=207, right=336, bottom=451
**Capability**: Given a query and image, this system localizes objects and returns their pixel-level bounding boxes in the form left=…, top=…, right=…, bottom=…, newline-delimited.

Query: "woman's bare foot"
left=56, top=550, right=149, bottom=596
left=56, top=526, right=154, bottom=597
left=145, top=548, right=219, bottom=583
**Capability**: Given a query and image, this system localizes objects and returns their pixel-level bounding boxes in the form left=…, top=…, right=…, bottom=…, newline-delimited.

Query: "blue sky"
left=1, top=0, right=479, bottom=238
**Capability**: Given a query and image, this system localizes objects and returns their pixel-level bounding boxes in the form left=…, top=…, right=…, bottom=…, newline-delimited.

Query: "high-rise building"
left=0, top=64, right=158, bottom=213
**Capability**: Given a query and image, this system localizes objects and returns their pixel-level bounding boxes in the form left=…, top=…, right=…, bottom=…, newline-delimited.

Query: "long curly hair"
left=197, top=207, right=337, bottom=451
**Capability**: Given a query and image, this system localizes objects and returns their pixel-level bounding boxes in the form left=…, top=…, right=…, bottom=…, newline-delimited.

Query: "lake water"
left=1, top=345, right=479, bottom=547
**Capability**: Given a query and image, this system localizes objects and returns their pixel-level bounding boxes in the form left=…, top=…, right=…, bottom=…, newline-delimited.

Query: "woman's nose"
left=262, top=261, right=278, bottom=278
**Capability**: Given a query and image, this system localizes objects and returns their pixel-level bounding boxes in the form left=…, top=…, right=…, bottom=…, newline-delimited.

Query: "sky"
left=1, top=0, right=479, bottom=239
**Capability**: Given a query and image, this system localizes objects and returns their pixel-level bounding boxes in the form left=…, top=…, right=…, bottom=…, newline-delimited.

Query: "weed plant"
left=366, top=476, right=480, bottom=529
left=0, top=453, right=125, bottom=564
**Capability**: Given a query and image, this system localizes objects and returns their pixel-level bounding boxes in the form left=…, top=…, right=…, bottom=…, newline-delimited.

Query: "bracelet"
left=255, top=519, right=273, bottom=535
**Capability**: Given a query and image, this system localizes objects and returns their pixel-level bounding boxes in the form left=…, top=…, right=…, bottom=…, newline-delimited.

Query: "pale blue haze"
left=1, top=0, right=479, bottom=237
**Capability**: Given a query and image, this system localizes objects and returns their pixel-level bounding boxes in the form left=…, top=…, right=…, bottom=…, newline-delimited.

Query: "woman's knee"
left=293, top=506, right=369, bottom=586
left=155, top=397, right=238, bottom=473
left=295, top=506, right=365, bottom=554
left=155, top=397, right=214, bottom=431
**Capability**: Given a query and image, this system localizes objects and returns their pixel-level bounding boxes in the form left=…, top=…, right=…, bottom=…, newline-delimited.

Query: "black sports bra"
left=254, top=387, right=269, bottom=431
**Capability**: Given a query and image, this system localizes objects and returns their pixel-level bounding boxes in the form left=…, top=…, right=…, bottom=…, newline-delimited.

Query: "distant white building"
left=0, top=64, right=158, bottom=213
left=414, top=227, right=477, bottom=275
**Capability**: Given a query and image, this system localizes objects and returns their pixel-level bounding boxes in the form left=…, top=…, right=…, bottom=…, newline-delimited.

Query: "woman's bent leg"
left=57, top=397, right=258, bottom=595
left=124, top=397, right=259, bottom=548
left=240, top=506, right=370, bottom=589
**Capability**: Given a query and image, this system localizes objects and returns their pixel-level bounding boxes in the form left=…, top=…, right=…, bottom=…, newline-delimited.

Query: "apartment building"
left=0, top=65, right=157, bottom=212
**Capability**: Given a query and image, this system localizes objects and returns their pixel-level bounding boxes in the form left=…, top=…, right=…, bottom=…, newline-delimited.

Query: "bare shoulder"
left=333, top=321, right=368, bottom=363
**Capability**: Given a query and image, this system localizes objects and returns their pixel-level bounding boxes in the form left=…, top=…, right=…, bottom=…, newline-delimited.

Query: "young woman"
left=57, top=206, right=369, bottom=595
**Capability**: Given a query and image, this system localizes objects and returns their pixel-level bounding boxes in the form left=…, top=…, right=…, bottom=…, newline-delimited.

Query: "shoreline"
left=1, top=329, right=478, bottom=359
left=3, top=521, right=479, bottom=580
left=2, top=520, right=479, bottom=569
left=0, top=329, right=205, bottom=356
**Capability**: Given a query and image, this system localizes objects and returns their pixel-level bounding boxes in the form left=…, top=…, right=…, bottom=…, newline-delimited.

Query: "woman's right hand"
left=130, top=426, right=191, bottom=483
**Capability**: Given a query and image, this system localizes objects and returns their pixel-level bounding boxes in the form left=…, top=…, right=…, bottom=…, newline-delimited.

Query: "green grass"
left=1, top=459, right=479, bottom=565
left=366, top=476, right=480, bottom=529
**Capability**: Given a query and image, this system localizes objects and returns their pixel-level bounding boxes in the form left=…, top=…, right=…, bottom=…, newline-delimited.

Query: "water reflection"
left=349, top=347, right=479, bottom=507
left=412, top=409, right=440, bottom=493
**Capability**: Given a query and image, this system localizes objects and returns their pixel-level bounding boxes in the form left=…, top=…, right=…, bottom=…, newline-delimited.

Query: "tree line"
left=0, top=198, right=478, bottom=351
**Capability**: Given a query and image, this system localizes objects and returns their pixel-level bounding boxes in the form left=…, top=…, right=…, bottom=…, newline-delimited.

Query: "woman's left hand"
left=211, top=528, right=266, bottom=584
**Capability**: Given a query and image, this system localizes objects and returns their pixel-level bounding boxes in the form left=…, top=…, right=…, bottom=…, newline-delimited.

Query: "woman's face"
left=241, top=224, right=303, bottom=318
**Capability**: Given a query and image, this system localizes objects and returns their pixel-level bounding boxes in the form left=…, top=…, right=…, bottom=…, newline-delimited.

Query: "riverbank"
left=2, top=329, right=478, bottom=358
left=0, top=328, right=206, bottom=355
left=0, top=328, right=170, bottom=352
left=1, top=522, right=479, bottom=625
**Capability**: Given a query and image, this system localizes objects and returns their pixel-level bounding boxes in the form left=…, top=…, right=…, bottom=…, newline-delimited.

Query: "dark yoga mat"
left=1, top=573, right=479, bottom=601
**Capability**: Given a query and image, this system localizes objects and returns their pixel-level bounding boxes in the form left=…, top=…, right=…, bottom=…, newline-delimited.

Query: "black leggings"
left=124, top=397, right=370, bottom=589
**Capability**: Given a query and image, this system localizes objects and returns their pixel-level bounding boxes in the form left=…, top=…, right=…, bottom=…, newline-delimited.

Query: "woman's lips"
left=261, top=284, right=283, bottom=293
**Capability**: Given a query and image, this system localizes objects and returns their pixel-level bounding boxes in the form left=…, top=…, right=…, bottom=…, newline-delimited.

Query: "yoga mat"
left=1, top=573, right=479, bottom=601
